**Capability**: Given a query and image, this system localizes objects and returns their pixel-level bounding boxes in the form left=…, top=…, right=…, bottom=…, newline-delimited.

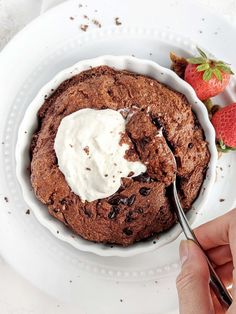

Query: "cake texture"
left=30, top=66, right=210, bottom=246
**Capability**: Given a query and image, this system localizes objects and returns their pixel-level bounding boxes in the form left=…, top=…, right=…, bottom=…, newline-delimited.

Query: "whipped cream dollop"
left=54, top=108, right=146, bottom=202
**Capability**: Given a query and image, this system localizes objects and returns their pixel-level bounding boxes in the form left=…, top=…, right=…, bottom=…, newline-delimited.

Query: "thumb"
left=176, top=240, right=214, bottom=314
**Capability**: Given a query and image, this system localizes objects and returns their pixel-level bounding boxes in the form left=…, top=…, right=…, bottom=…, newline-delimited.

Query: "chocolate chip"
left=188, top=142, right=193, bottom=149
left=135, top=207, right=144, bottom=214
left=60, top=199, right=67, bottom=205
left=133, top=172, right=152, bottom=183
left=126, top=194, right=136, bottom=206
left=84, top=208, right=92, bottom=217
left=125, top=211, right=134, bottom=223
left=108, top=206, right=120, bottom=219
left=108, top=195, right=123, bottom=205
left=123, top=228, right=133, bottom=236
left=139, top=187, right=151, bottom=196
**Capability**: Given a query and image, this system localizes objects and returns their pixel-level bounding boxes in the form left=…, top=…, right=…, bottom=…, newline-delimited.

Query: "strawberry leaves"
left=196, top=47, right=208, bottom=59
left=203, top=69, right=213, bottom=81
left=187, top=47, right=234, bottom=82
left=217, top=139, right=236, bottom=153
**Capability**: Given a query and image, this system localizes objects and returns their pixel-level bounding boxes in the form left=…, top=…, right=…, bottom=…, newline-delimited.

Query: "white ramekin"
left=16, top=56, right=217, bottom=257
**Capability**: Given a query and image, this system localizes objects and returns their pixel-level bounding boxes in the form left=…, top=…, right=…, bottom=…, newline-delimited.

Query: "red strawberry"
left=184, top=48, right=233, bottom=100
left=211, top=103, right=236, bottom=152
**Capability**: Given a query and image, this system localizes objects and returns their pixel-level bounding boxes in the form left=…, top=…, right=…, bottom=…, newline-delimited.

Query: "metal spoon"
left=169, top=148, right=233, bottom=309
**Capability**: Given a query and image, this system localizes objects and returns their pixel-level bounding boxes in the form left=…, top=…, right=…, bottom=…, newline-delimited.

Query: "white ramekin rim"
left=15, top=55, right=217, bottom=257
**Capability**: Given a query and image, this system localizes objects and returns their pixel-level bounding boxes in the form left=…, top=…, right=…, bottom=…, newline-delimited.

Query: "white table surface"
left=0, top=1, right=236, bottom=313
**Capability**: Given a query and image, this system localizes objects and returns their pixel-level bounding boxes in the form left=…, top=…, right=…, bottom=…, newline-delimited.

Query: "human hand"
left=176, top=208, right=236, bottom=314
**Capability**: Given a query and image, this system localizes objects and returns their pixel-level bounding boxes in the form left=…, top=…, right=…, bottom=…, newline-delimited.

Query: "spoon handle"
left=172, top=180, right=233, bottom=309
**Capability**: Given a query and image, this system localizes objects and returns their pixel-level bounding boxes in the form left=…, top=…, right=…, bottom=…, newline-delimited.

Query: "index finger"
left=194, top=208, right=236, bottom=264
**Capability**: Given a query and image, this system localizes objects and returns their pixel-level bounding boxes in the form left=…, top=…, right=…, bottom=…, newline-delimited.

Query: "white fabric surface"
left=0, top=0, right=236, bottom=50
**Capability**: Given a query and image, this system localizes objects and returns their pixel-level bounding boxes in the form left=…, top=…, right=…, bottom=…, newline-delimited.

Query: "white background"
left=0, top=1, right=236, bottom=313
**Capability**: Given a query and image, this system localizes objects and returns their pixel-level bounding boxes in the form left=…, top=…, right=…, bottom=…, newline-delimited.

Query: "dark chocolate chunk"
left=108, top=206, right=120, bottom=219
left=125, top=211, right=134, bottom=223
left=123, top=228, right=133, bottom=236
left=139, top=187, right=151, bottom=196
left=126, top=194, right=136, bottom=206
left=133, top=172, right=152, bottom=183
left=108, top=195, right=123, bottom=205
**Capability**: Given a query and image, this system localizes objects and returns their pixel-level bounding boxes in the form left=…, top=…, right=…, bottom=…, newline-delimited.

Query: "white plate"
left=16, top=55, right=217, bottom=257
left=0, top=0, right=236, bottom=313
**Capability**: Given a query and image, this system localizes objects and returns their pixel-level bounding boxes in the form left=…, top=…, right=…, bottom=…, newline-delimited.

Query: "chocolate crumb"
left=94, top=9, right=98, bottom=12
left=228, top=164, right=231, bottom=168
left=69, top=280, right=72, bottom=283
left=25, top=209, right=30, bottom=215
left=220, top=167, right=223, bottom=171
left=153, top=240, right=156, bottom=244
left=24, top=131, right=27, bottom=134
left=199, top=30, right=203, bottom=34
left=219, top=198, right=225, bottom=202
left=51, top=89, right=54, bottom=92
left=115, top=17, right=122, bottom=26
left=92, top=19, right=102, bottom=28
left=8, top=211, right=11, bottom=215
left=2, top=142, right=4, bottom=145
left=80, top=24, right=88, bottom=32
left=69, top=16, right=74, bottom=20
left=120, top=299, right=123, bottom=303
left=57, top=230, right=59, bottom=234
left=4, top=197, right=9, bottom=203
left=114, top=163, right=117, bottom=166
left=104, top=174, right=108, bottom=177
left=78, top=3, right=82, bottom=7
left=86, top=167, right=91, bottom=171
left=83, top=146, right=90, bottom=155
left=128, top=171, right=134, bottom=177
left=83, top=14, right=89, bottom=19
left=69, top=144, right=73, bottom=148
left=149, top=52, right=152, bottom=56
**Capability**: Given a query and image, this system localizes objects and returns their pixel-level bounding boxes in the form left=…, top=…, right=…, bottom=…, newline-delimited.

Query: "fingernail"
left=179, top=240, right=189, bottom=266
